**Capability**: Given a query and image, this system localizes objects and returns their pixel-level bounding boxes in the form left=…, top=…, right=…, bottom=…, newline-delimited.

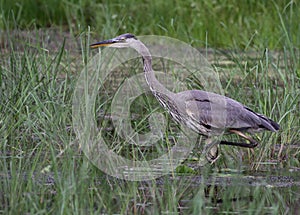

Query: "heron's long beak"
left=90, top=39, right=116, bottom=48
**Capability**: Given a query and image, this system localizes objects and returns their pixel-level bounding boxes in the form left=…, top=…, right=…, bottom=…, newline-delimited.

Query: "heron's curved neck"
left=131, top=41, right=173, bottom=96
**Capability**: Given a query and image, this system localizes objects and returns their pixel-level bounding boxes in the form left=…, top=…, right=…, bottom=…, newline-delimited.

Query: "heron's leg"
left=219, top=130, right=258, bottom=148
left=198, top=138, right=220, bottom=166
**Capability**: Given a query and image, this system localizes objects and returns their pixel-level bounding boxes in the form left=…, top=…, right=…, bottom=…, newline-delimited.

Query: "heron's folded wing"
left=185, top=96, right=262, bottom=130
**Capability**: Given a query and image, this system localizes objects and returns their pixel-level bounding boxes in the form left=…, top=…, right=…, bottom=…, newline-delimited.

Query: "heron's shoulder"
left=177, top=90, right=229, bottom=101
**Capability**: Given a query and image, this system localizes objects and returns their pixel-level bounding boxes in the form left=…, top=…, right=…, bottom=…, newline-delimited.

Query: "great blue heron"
left=90, top=33, right=280, bottom=164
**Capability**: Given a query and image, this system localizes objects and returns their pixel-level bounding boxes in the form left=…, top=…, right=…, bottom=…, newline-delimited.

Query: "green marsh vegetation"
left=1, top=0, right=299, bottom=214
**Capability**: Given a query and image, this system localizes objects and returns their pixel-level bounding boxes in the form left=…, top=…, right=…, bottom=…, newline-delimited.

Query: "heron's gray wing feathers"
left=180, top=90, right=279, bottom=132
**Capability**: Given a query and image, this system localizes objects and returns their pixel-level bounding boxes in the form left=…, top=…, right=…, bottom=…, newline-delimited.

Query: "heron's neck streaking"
left=130, top=40, right=173, bottom=97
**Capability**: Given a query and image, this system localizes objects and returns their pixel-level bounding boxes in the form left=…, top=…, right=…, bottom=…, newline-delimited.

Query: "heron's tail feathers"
left=257, top=113, right=280, bottom=132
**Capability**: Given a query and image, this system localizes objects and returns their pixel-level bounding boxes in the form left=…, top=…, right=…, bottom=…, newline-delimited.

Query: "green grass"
left=1, top=0, right=300, bottom=214
left=1, top=0, right=300, bottom=49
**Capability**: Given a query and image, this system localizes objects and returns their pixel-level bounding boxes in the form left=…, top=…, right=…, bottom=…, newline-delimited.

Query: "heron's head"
left=90, top=33, right=137, bottom=49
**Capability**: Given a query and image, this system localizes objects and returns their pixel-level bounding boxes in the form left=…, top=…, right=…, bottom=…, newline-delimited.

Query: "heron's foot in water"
left=198, top=140, right=220, bottom=166
left=206, top=145, right=220, bottom=163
